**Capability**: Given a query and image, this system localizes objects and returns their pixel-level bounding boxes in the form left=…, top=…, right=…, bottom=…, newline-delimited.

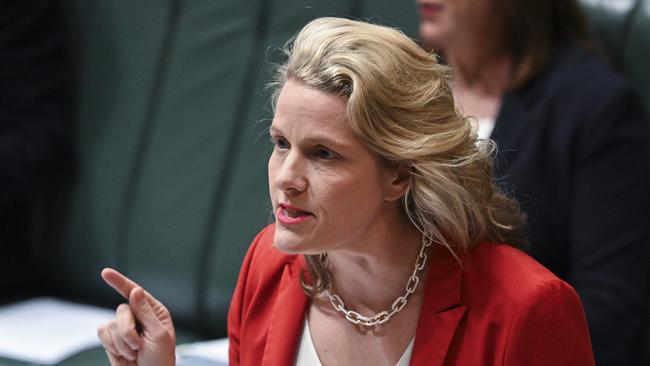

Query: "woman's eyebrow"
left=300, top=135, right=345, bottom=149
left=270, top=125, right=344, bottom=145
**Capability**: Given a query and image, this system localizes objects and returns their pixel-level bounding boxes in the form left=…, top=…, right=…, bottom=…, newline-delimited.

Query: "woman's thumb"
left=129, top=287, right=162, bottom=331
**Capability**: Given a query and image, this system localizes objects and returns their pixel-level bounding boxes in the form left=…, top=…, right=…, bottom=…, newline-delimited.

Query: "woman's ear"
left=384, top=164, right=411, bottom=202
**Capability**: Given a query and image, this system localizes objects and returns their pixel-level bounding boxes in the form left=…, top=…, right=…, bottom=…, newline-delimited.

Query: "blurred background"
left=0, top=0, right=648, bottom=365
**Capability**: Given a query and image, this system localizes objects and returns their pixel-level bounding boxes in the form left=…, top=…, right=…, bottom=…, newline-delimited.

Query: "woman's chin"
left=419, top=23, right=446, bottom=51
left=272, top=230, right=323, bottom=255
left=273, top=231, right=307, bottom=254
left=273, top=241, right=301, bottom=254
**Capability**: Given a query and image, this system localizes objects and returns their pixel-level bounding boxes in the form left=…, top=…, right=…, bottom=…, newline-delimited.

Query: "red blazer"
left=228, top=225, right=595, bottom=365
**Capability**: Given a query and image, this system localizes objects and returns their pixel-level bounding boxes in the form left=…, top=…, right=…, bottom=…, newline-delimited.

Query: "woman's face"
left=417, top=0, right=497, bottom=52
left=268, top=80, right=401, bottom=255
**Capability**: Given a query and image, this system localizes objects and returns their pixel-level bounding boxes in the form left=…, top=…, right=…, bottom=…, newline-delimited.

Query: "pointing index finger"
left=101, top=268, right=140, bottom=300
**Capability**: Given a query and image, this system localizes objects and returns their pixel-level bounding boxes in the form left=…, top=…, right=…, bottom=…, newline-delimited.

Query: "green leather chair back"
left=622, top=0, right=650, bottom=111
left=580, top=0, right=650, bottom=111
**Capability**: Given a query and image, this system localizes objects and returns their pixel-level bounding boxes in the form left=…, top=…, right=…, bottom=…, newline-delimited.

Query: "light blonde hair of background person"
left=269, top=17, right=527, bottom=295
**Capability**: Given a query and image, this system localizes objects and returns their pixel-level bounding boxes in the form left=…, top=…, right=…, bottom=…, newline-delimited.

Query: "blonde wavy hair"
left=270, top=17, right=526, bottom=295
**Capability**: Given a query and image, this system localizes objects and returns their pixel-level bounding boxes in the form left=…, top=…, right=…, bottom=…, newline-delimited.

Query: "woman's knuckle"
left=117, top=323, right=132, bottom=336
left=99, top=335, right=118, bottom=355
left=116, top=303, right=130, bottom=314
left=123, top=329, right=139, bottom=345
left=109, top=322, right=118, bottom=335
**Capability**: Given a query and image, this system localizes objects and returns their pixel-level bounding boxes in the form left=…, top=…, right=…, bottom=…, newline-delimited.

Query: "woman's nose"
left=274, top=152, right=308, bottom=194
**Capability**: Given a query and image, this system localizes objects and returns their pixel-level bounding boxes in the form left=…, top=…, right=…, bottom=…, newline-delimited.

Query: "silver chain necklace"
left=322, top=235, right=432, bottom=327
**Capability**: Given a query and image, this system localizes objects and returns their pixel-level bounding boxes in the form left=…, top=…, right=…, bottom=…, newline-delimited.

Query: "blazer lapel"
left=491, top=69, right=551, bottom=178
left=263, top=257, right=309, bottom=366
left=410, top=245, right=468, bottom=366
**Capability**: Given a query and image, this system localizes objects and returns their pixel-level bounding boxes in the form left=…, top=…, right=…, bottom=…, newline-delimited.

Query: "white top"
left=476, top=117, right=496, bottom=140
left=295, top=318, right=415, bottom=366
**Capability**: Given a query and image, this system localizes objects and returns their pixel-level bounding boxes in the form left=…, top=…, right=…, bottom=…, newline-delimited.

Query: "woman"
left=98, top=18, right=595, bottom=365
left=417, top=1, right=650, bottom=365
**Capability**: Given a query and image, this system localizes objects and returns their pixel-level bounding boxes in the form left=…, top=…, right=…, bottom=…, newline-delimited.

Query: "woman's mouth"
left=276, top=204, right=314, bottom=225
left=419, top=3, right=443, bottom=18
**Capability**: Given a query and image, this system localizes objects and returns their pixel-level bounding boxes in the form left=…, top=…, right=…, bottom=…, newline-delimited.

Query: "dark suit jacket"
left=491, top=42, right=650, bottom=366
left=228, top=224, right=594, bottom=366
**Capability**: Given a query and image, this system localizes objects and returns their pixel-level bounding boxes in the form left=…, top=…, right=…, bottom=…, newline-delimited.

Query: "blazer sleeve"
left=227, top=227, right=268, bottom=366
left=567, top=85, right=650, bottom=364
left=503, top=279, right=595, bottom=366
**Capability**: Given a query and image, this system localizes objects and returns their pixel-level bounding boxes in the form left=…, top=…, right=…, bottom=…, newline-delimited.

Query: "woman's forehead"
left=272, top=81, right=351, bottom=137
left=275, top=81, right=346, bottom=118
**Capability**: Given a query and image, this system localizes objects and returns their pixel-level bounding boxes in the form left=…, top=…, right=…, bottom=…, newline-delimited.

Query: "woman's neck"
left=445, top=45, right=513, bottom=119
left=448, top=46, right=513, bottom=96
left=321, top=213, right=425, bottom=314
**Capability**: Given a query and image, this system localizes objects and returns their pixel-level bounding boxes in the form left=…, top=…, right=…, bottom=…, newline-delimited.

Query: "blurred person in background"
left=0, top=0, right=75, bottom=297
left=417, top=0, right=650, bottom=364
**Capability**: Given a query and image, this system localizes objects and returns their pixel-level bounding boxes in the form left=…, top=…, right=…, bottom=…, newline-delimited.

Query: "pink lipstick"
left=276, top=204, right=313, bottom=225
left=419, top=3, right=443, bottom=18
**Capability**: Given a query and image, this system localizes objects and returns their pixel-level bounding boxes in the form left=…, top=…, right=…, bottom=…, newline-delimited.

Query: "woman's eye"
left=273, top=137, right=289, bottom=149
left=315, top=147, right=337, bottom=160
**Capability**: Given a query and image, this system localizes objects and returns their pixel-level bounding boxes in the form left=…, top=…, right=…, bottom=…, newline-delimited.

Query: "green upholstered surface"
left=120, top=0, right=259, bottom=331
left=580, top=0, right=638, bottom=65
left=359, top=0, right=419, bottom=37
left=622, top=0, right=650, bottom=111
left=0, top=348, right=110, bottom=366
left=37, top=0, right=176, bottom=304
left=580, top=0, right=650, bottom=112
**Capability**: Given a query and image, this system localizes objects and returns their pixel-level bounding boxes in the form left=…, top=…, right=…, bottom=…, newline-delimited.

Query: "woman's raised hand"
left=97, top=268, right=176, bottom=366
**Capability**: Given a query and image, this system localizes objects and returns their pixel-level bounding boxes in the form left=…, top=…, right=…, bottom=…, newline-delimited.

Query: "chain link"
left=391, top=296, right=408, bottom=313
left=326, top=235, right=432, bottom=327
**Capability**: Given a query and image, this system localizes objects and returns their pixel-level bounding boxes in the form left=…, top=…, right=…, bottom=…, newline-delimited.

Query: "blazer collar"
left=262, top=246, right=468, bottom=365
left=410, top=244, right=468, bottom=366
left=263, top=255, right=309, bottom=366
left=493, top=91, right=531, bottom=148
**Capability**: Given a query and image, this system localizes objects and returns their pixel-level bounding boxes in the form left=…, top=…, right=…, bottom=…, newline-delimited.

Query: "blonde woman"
left=98, top=18, right=595, bottom=366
